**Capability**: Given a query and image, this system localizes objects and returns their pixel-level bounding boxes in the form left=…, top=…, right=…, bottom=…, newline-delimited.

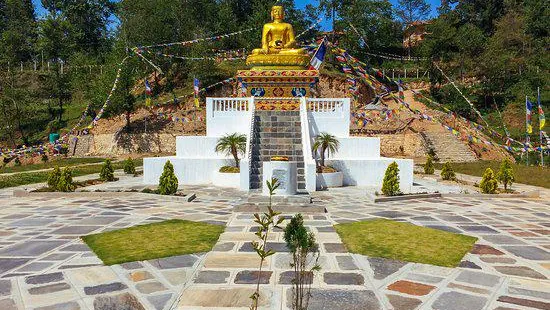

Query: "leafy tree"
left=497, top=159, right=514, bottom=190
left=158, top=160, right=179, bottom=195
left=0, top=0, right=37, bottom=65
left=100, top=159, right=115, bottom=181
left=440, top=162, right=456, bottom=181
left=480, top=167, right=498, bottom=193
left=382, top=162, right=400, bottom=196
left=283, top=213, right=320, bottom=310
left=250, top=178, right=283, bottom=310
left=424, top=155, right=434, bottom=174
left=313, top=132, right=340, bottom=168
left=123, top=157, right=135, bottom=175
left=215, top=133, right=246, bottom=168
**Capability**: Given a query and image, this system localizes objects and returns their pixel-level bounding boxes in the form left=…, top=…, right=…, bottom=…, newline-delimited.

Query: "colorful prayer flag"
left=538, top=89, right=545, bottom=130
left=145, top=80, right=152, bottom=96
left=526, top=97, right=533, bottom=134
left=194, top=78, right=200, bottom=108
left=309, top=37, right=327, bottom=70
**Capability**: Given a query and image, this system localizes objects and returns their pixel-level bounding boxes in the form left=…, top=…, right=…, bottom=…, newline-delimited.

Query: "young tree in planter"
left=424, top=155, right=435, bottom=174
left=283, top=213, right=320, bottom=310
left=312, top=132, right=340, bottom=169
left=47, top=166, right=61, bottom=189
left=250, top=178, right=283, bottom=310
left=215, top=133, right=246, bottom=168
left=440, top=162, right=456, bottom=181
left=158, top=160, right=179, bottom=195
left=382, top=161, right=401, bottom=196
left=123, top=157, right=136, bottom=175
left=497, top=159, right=514, bottom=191
left=480, top=168, right=498, bottom=194
left=100, top=159, right=115, bottom=181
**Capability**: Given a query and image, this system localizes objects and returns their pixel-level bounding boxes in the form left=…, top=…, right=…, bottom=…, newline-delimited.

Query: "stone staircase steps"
left=422, top=131, right=477, bottom=162
left=249, top=110, right=306, bottom=190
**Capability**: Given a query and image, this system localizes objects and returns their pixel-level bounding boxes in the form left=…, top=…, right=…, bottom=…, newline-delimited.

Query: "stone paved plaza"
left=0, top=175, right=548, bottom=309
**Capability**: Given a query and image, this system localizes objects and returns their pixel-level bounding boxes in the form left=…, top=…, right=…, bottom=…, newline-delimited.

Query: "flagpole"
left=526, top=95, right=529, bottom=166
left=539, top=87, right=544, bottom=166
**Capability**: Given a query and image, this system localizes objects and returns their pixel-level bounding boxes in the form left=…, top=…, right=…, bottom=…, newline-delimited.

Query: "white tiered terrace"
left=143, top=97, right=413, bottom=193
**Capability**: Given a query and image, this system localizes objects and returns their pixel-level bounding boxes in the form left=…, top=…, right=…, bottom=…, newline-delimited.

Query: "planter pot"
left=316, top=171, right=343, bottom=189
left=212, top=170, right=240, bottom=189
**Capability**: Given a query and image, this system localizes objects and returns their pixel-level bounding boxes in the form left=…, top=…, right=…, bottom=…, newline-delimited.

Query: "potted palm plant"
left=213, top=133, right=246, bottom=188
left=313, top=132, right=343, bottom=189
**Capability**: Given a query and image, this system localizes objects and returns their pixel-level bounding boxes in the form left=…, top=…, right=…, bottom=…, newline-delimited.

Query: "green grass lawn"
left=335, top=219, right=477, bottom=267
left=82, top=219, right=224, bottom=265
left=0, top=157, right=106, bottom=174
left=433, top=161, right=549, bottom=189
left=0, top=158, right=143, bottom=189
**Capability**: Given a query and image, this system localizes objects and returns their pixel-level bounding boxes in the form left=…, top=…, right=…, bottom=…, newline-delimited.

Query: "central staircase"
left=249, top=110, right=306, bottom=190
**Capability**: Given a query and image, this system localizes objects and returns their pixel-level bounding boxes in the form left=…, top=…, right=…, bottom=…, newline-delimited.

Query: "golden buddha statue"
left=246, top=5, right=310, bottom=70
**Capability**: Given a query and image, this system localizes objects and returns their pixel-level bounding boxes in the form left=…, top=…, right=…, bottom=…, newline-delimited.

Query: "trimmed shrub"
left=480, top=168, right=498, bottom=194
left=14, top=157, right=21, bottom=166
left=382, top=162, right=401, bottom=196
left=424, top=155, right=435, bottom=174
left=158, top=160, right=178, bottom=195
left=219, top=166, right=239, bottom=173
left=47, top=166, right=61, bottom=189
left=441, top=162, right=456, bottom=181
left=123, top=157, right=136, bottom=175
left=497, top=159, right=514, bottom=191
left=57, top=167, right=75, bottom=192
left=100, top=159, right=115, bottom=181
left=41, top=154, right=49, bottom=162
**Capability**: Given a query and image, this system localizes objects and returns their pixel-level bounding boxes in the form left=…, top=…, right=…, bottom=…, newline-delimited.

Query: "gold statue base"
left=237, top=69, right=319, bottom=110
left=246, top=54, right=310, bottom=70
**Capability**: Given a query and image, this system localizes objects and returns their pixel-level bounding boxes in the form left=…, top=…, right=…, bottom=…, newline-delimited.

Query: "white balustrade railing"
left=211, top=98, right=250, bottom=113
left=300, top=97, right=317, bottom=192
left=239, top=97, right=255, bottom=190
left=306, top=98, right=347, bottom=115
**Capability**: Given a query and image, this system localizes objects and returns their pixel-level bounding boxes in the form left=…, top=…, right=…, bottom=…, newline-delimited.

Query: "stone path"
left=0, top=176, right=548, bottom=309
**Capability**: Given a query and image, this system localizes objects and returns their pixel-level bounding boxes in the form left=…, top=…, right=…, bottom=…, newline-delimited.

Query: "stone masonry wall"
left=377, top=133, right=426, bottom=159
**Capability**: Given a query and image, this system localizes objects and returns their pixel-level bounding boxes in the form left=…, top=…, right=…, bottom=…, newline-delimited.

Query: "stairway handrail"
left=300, top=97, right=316, bottom=191
left=245, top=97, right=255, bottom=171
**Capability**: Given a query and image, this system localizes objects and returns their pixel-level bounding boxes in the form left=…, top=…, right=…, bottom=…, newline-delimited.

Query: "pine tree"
left=57, top=167, right=75, bottom=192
left=382, top=162, right=401, bottom=196
left=158, top=160, right=179, bottom=195
left=47, top=166, right=61, bottom=189
left=441, top=162, right=456, bottom=181
left=100, top=159, right=115, bottom=181
left=123, top=157, right=136, bottom=175
left=480, top=168, right=498, bottom=194
left=424, top=155, right=435, bottom=174
left=497, top=159, right=514, bottom=191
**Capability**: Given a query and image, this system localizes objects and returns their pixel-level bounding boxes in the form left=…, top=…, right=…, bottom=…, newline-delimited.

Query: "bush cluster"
left=440, top=162, right=456, bottom=181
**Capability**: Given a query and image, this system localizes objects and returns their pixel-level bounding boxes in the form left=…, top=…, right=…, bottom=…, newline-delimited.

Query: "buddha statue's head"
left=271, top=5, right=284, bottom=22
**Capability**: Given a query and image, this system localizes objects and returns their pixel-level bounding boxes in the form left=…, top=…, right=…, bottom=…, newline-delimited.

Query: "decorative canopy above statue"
left=246, top=5, right=310, bottom=70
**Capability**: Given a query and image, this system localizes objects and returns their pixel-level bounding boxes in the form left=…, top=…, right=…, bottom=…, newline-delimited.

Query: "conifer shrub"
left=382, top=162, right=401, bottom=196
left=123, top=157, right=136, bottom=175
left=158, top=160, right=179, bottom=195
left=497, top=159, right=514, bottom=191
left=41, top=154, right=49, bottom=162
left=100, top=159, right=115, bottom=181
left=57, top=167, right=75, bottom=192
left=14, top=157, right=21, bottom=166
left=47, top=166, right=61, bottom=189
left=424, top=155, right=435, bottom=174
left=441, top=162, right=456, bottom=181
left=480, top=168, right=498, bottom=194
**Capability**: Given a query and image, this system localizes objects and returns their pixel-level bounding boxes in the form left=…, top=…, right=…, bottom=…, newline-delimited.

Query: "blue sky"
left=32, top=0, right=442, bottom=30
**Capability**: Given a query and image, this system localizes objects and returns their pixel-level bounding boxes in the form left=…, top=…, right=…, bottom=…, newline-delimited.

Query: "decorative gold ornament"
left=247, top=5, right=310, bottom=69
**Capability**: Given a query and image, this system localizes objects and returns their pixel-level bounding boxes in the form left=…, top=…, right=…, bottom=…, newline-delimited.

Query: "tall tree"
left=0, top=0, right=37, bottom=65
left=395, top=0, right=431, bottom=56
